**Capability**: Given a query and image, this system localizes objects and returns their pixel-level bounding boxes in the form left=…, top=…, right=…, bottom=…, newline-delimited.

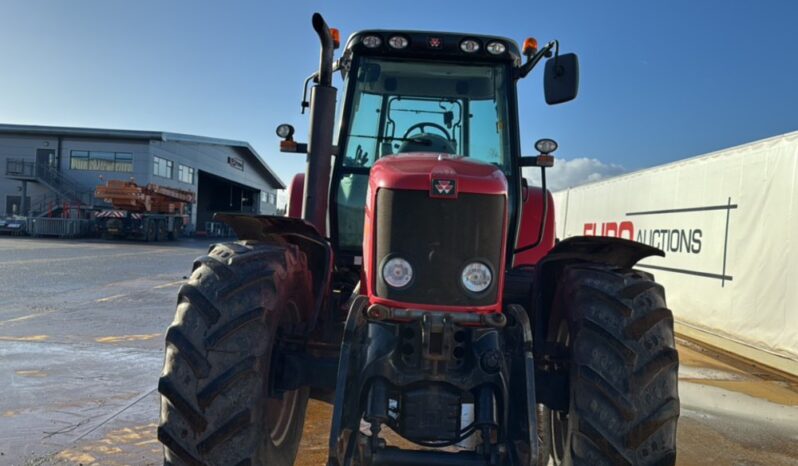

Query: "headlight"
left=535, top=138, right=558, bottom=155
left=361, top=35, right=382, bottom=49
left=486, top=41, right=506, bottom=55
left=388, top=35, right=409, bottom=49
left=275, top=123, right=294, bottom=139
left=460, top=39, right=480, bottom=53
left=382, top=257, right=413, bottom=289
left=461, top=262, right=492, bottom=293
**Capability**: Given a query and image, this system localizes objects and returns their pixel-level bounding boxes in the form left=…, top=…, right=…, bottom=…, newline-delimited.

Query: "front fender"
left=531, top=235, right=664, bottom=352
left=539, top=235, right=663, bottom=270
left=214, top=212, right=332, bottom=333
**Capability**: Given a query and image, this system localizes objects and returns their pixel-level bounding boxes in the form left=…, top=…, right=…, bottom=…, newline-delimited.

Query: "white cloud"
left=522, top=157, right=626, bottom=191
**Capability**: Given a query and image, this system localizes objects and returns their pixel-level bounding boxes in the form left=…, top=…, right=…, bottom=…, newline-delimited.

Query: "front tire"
left=158, top=241, right=313, bottom=466
left=548, top=264, right=679, bottom=466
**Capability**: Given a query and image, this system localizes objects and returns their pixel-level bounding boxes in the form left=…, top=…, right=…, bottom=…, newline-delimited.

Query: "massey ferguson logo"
left=431, top=178, right=456, bottom=197
left=428, top=37, right=443, bottom=49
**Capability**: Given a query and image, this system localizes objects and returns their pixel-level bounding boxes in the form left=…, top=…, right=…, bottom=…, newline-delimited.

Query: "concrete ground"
left=0, top=236, right=796, bottom=466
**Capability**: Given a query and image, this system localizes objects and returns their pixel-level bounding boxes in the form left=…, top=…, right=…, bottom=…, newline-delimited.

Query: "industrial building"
left=0, top=124, right=284, bottom=233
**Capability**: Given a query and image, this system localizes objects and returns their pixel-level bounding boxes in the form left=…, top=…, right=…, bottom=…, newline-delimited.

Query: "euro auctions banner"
left=552, top=131, right=798, bottom=365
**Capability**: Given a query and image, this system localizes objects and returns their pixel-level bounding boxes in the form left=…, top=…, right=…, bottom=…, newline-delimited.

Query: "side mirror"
left=544, top=53, right=579, bottom=105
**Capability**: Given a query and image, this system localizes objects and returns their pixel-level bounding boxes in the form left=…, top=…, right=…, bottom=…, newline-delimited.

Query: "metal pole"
left=21, top=180, right=28, bottom=216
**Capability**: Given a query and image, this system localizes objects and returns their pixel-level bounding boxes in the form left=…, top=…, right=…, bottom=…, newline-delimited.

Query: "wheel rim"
left=265, top=300, right=302, bottom=447
left=550, top=320, right=570, bottom=464
left=266, top=389, right=299, bottom=446
left=550, top=410, right=568, bottom=463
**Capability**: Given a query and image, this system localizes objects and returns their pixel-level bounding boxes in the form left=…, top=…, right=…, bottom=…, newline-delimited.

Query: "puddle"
left=686, top=378, right=798, bottom=406
left=679, top=365, right=749, bottom=381
left=681, top=381, right=798, bottom=428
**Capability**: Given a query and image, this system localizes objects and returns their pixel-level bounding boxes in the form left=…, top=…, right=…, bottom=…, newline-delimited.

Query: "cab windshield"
left=342, top=57, right=512, bottom=172
left=336, top=57, right=513, bottom=251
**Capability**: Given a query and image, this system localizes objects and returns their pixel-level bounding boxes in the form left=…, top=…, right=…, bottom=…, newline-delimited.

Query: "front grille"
left=375, top=189, right=504, bottom=306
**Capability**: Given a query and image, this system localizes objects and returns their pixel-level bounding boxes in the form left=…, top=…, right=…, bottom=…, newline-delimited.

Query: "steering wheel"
left=402, top=122, right=453, bottom=141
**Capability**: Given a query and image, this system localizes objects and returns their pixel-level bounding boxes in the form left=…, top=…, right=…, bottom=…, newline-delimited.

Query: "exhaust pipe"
left=302, top=12, right=337, bottom=234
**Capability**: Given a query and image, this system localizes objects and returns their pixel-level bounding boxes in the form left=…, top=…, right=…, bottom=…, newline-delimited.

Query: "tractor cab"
left=280, top=28, right=579, bottom=263
left=333, top=31, right=522, bottom=253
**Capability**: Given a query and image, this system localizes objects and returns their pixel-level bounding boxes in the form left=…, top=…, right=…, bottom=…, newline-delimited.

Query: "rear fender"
left=532, top=235, right=664, bottom=350
left=286, top=173, right=305, bottom=218
left=214, top=212, right=332, bottom=333
left=513, top=186, right=556, bottom=266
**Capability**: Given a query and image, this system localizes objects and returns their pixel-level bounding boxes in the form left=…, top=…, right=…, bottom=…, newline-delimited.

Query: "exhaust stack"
left=302, top=13, right=337, bottom=234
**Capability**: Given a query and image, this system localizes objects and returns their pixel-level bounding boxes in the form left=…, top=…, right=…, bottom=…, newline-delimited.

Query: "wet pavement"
left=0, top=236, right=797, bottom=465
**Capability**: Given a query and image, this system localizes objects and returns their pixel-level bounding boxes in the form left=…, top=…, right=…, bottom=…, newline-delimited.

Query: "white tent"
left=552, top=131, right=798, bottom=375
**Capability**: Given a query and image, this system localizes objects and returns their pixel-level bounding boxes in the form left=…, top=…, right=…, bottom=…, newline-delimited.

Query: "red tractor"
left=158, top=13, right=679, bottom=466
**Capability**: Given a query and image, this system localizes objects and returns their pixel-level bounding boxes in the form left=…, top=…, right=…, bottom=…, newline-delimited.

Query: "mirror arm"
left=301, top=57, right=346, bottom=113
left=518, top=40, right=558, bottom=79
left=300, top=72, right=318, bottom=114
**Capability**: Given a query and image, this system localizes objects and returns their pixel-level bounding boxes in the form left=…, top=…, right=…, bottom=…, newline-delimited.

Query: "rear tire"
left=158, top=241, right=313, bottom=466
left=548, top=264, right=679, bottom=466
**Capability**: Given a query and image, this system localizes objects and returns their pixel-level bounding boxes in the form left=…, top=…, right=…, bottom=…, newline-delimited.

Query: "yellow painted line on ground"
left=0, top=334, right=49, bottom=342
left=15, top=370, right=47, bottom=377
left=95, top=333, right=162, bottom=344
left=153, top=279, right=187, bottom=289
left=0, top=308, right=60, bottom=326
left=3, top=410, right=18, bottom=417
left=134, top=439, right=159, bottom=446
left=96, top=294, right=127, bottom=303
left=55, top=423, right=158, bottom=464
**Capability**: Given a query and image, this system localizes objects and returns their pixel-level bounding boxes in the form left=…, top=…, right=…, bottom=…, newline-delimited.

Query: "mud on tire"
left=549, top=264, right=679, bottom=466
left=158, top=241, right=313, bottom=466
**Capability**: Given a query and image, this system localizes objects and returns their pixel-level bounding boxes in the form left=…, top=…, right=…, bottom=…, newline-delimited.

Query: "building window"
left=70, top=151, right=133, bottom=172
left=261, top=192, right=277, bottom=205
left=153, top=155, right=173, bottom=179
left=70, top=151, right=89, bottom=170
left=115, top=153, right=133, bottom=172
left=178, top=164, right=194, bottom=184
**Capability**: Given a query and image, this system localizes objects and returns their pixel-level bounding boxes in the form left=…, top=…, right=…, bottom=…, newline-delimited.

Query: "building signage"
left=227, top=156, right=244, bottom=171
left=580, top=200, right=736, bottom=287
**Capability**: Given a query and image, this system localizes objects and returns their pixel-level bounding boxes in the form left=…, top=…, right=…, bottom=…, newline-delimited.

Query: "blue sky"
left=1, top=0, right=797, bottom=187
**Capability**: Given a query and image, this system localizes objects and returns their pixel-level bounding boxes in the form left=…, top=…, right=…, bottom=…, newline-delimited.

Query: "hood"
left=369, top=153, right=508, bottom=197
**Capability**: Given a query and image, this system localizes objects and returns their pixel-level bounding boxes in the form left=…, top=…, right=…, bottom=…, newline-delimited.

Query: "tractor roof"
left=344, top=30, right=522, bottom=65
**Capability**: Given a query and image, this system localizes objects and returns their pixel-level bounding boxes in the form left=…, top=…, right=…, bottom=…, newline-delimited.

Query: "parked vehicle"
left=95, top=180, right=193, bottom=241
left=158, top=14, right=679, bottom=466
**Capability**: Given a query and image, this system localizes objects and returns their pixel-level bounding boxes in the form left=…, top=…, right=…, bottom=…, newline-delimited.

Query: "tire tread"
left=554, top=264, right=679, bottom=466
left=158, top=241, right=311, bottom=466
